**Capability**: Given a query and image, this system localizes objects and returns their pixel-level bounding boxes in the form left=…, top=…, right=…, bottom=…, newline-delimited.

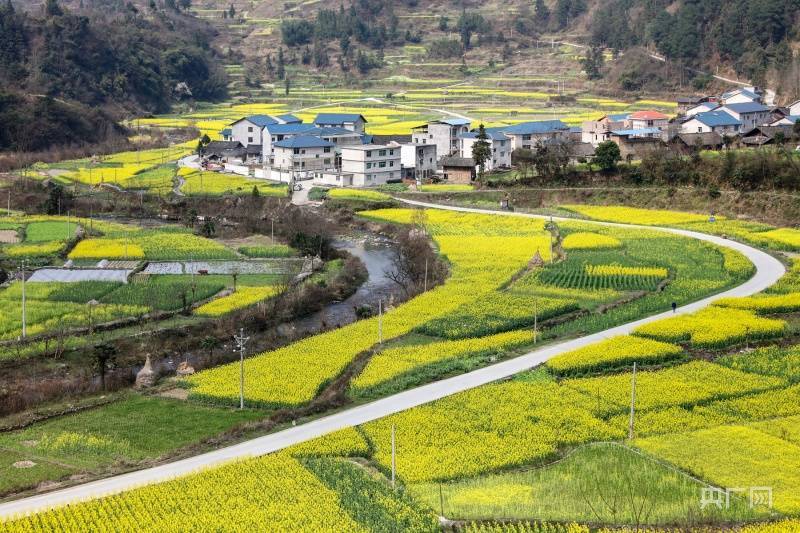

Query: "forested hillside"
left=0, top=0, right=227, bottom=152
left=589, top=0, right=800, bottom=93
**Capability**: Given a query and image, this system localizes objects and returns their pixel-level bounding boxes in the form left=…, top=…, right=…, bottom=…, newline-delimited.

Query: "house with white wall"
left=720, top=87, right=762, bottom=105
left=400, top=143, right=437, bottom=180
left=685, top=102, right=719, bottom=117
left=770, top=115, right=800, bottom=126
left=271, top=135, right=335, bottom=181
left=313, top=113, right=367, bottom=133
left=316, top=144, right=401, bottom=187
left=229, top=114, right=302, bottom=149
left=680, top=110, right=742, bottom=135
left=262, top=125, right=364, bottom=166
left=626, top=111, right=670, bottom=130
left=499, top=120, right=571, bottom=150
left=411, top=118, right=471, bottom=161
left=459, top=130, right=511, bottom=171
left=581, top=114, right=630, bottom=146
left=719, top=103, right=771, bottom=131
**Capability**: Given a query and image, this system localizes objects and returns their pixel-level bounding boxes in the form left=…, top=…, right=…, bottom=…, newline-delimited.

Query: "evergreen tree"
left=581, top=46, right=604, bottom=79
left=438, top=15, right=448, bottom=31
left=594, top=141, right=621, bottom=171
left=45, top=0, right=63, bottom=17
left=471, top=124, right=492, bottom=179
left=534, top=0, right=549, bottom=25
left=228, top=4, right=235, bottom=19
left=276, top=47, right=285, bottom=80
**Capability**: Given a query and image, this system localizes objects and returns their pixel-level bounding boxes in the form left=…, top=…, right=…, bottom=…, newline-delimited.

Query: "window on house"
left=248, top=137, right=253, bottom=144
left=390, top=161, right=394, bottom=167
left=523, top=134, right=531, bottom=140
left=324, top=147, right=331, bottom=153
left=293, top=148, right=300, bottom=155
left=379, top=161, right=386, bottom=168
left=324, top=159, right=331, bottom=165
left=379, top=150, right=386, bottom=156
left=248, top=127, right=253, bottom=132
left=389, top=149, right=394, bottom=155
left=366, top=151, right=372, bottom=157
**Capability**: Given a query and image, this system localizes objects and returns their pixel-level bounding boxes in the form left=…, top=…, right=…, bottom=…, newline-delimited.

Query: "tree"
left=594, top=140, right=621, bottom=171
left=252, top=185, right=260, bottom=197
left=534, top=0, right=550, bottom=25
left=42, top=183, right=72, bottom=215
left=438, top=15, right=448, bottom=31
left=472, top=124, right=492, bottom=179
left=339, top=34, right=350, bottom=57
left=178, top=0, right=191, bottom=10
left=45, top=0, right=63, bottom=17
left=276, top=47, right=285, bottom=80
left=284, top=76, right=291, bottom=96
left=200, top=336, right=220, bottom=365
left=228, top=4, right=235, bottom=19
left=93, top=343, right=117, bottom=391
left=502, top=42, right=513, bottom=62
left=581, top=46, right=605, bottom=80
left=793, top=118, right=800, bottom=139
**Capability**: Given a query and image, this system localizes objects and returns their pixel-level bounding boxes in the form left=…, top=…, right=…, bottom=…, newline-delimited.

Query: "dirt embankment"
left=408, top=187, right=800, bottom=227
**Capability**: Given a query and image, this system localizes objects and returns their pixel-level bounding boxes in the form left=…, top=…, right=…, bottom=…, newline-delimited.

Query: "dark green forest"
left=0, top=0, right=227, bottom=152
left=590, top=0, right=799, bottom=86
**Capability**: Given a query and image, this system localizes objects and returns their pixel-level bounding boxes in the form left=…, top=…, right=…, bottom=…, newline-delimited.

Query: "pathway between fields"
left=0, top=200, right=786, bottom=520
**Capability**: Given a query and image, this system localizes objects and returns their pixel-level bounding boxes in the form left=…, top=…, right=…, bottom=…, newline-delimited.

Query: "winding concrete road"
left=0, top=200, right=785, bottom=520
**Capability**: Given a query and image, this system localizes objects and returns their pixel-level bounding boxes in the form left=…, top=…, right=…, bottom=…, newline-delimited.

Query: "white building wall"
left=459, top=137, right=511, bottom=171
left=341, top=145, right=401, bottom=187
left=230, top=120, right=263, bottom=147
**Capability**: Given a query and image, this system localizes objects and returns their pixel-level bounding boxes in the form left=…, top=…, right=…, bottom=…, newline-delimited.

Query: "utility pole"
left=20, top=261, right=27, bottom=339
left=271, top=218, right=275, bottom=244
left=391, top=423, right=396, bottom=490
left=234, top=328, right=250, bottom=410
left=533, top=297, right=538, bottom=343
left=424, top=258, right=428, bottom=292
left=628, top=362, right=637, bottom=440
left=378, top=298, right=383, bottom=344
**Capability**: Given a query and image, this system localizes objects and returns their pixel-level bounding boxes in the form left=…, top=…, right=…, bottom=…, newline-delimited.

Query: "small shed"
left=441, top=156, right=476, bottom=184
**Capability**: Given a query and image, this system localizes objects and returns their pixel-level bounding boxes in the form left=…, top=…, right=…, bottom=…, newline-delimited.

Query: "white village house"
left=719, top=103, right=771, bottom=132
left=459, top=130, right=511, bottom=171
left=315, top=143, right=401, bottom=187
left=400, top=143, right=437, bottom=181
left=412, top=118, right=471, bottom=161
left=680, top=110, right=742, bottom=135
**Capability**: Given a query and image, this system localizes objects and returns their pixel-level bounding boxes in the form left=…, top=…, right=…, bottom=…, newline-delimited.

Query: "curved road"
left=0, top=200, right=785, bottom=520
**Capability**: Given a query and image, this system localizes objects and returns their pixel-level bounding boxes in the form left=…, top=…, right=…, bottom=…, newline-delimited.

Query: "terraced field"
left=1, top=203, right=798, bottom=532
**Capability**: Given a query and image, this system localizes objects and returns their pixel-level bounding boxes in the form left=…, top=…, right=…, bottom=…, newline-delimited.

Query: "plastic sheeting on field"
left=28, top=268, right=131, bottom=283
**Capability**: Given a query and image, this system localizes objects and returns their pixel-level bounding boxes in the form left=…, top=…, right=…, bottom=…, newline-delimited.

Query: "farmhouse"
left=608, top=129, right=663, bottom=159
left=680, top=110, right=741, bottom=134
left=400, top=143, right=437, bottom=180
left=581, top=113, right=630, bottom=146
left=229, top=114, right=301, bottom=148
left=668, top=132, right=724, bottom=153
left=459, top=130, right=511, bottom=171
left=720, top=87, right=762, bottom=105
left=412, top=118, right=471, bottom=161
left=315, top=143, right=401, bottom=187
left=684, top=102, right=719, bottom=117
left=719, top=103, right=771, bottom=131
left=441, top=156, right=476, bottom=184
left=770, top=115, right=800, bottom=127
left=313, top=113, right=367, bottom=133
left=740, top=125, right=795, bottom=147
left=271, top=135, right=335, bottom=181
left=627, top=110, right=669, bottom=130
left=499, top=120, right=571, bottom=150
